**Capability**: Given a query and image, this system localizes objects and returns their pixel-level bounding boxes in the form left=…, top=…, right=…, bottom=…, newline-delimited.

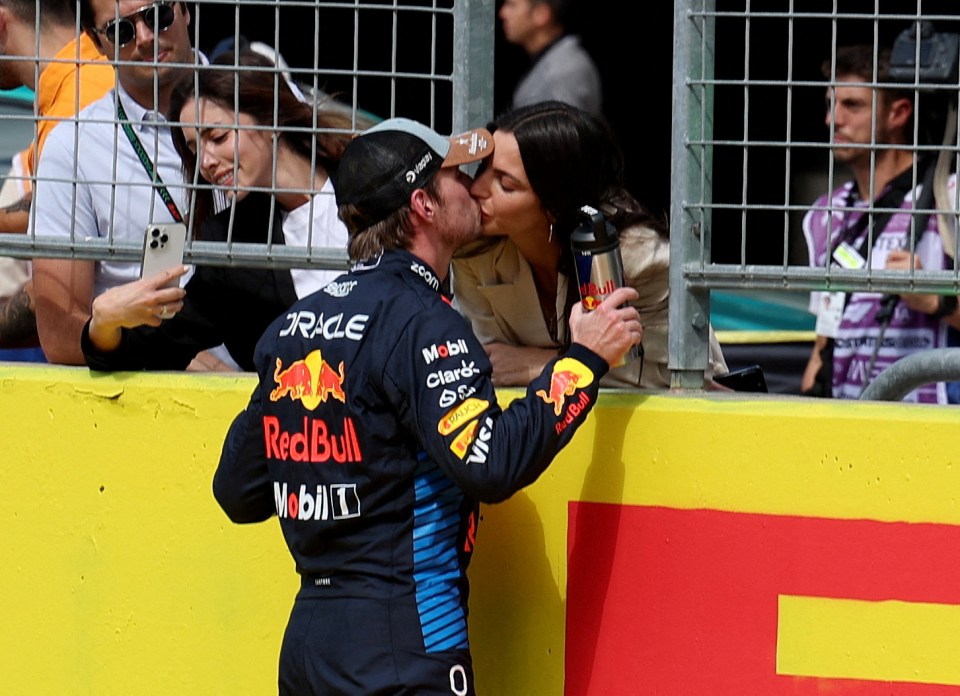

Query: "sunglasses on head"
left=95, top=1, right=178, bottom=48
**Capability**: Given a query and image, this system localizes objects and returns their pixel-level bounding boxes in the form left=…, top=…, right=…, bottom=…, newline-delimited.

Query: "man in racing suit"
left=213, top=117, right=643, bottom=695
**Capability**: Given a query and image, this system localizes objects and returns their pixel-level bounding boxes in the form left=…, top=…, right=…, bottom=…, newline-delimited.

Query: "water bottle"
left=570, top=204, right=639, bottom=367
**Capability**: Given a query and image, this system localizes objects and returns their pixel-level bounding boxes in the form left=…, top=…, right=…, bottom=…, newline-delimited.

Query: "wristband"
left=933, top=294, right=959, bottom=319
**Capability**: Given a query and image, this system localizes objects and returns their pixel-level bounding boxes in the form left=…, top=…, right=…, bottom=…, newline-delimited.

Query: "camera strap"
left=815, top=159, right=937, bottom=397
left=116, top=99, right=185, bottom=224
left=832, top=157, right=935, bottom=260
left=855, top=159, right=937, bottom=396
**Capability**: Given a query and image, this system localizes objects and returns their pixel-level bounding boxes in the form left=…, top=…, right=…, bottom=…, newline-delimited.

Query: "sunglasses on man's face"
left=95, top=1, right=178, bottom=48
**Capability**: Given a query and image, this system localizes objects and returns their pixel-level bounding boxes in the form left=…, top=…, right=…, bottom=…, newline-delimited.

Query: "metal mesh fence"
left=0, top=0, right=492, bottom=270
left=670, top=0, right=960, bottom=379
left=9, top=1, right=960, bottom=383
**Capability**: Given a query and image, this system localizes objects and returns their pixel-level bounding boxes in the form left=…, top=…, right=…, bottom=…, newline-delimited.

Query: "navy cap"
left=333, top=117, right=493, bottom=233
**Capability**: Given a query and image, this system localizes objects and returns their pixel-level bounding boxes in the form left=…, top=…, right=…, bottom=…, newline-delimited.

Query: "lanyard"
left=830, top=162, right=931, bottom=261
left=116, top=99, right=184, bottom=224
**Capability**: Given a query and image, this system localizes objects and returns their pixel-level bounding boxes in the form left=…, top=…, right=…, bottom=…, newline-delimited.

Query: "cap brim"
left=442, top=127, right=494, bottom=167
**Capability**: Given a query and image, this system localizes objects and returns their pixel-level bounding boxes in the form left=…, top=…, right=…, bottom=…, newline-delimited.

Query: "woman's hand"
left=87, top=266, right=188, bottom=352
left=484, top=342, right=557, bottom=386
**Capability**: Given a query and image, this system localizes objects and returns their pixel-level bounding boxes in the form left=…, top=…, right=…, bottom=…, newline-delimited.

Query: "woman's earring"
left=548, top=223, right=554, bottom=243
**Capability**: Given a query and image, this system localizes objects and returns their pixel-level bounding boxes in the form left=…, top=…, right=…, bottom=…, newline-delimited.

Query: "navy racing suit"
left=214, top=248, right=610, bottom=695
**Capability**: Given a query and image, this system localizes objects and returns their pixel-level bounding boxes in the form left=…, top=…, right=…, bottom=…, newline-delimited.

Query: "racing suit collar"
left=354, top=248, right=449, bottom=298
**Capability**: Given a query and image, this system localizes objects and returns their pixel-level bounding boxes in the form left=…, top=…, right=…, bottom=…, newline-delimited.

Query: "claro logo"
left=425, top=360, right=478, bottom=389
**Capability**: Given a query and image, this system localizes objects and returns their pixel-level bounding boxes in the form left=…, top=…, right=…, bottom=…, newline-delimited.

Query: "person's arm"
left=885, top=250, right=960, bottom=329
left=0, top=195, right=31, bottom=234
left=483, top=342, right=558, bottom=386
left=394, top=286, right=640, bottom=503
left=82, top=266, right=240, bottom=372
left=32, top=258, right=95, bottom=364
left=801, top=334, right=829, bottom=394
left=213, top=382, right=275, bottom=523
left=0, top=281, right=39, bottom=347
left=186, top=350, right=241, bottom=372
left=29, top=123, right=101, bottom=365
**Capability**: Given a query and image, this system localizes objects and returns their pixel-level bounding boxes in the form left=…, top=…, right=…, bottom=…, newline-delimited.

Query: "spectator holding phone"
left=30, top=0, right=202, bottom=365
left=0, top=0, right=114, bottom=359
left=452, top=100, right=727, bottom=388
left=82, top=50, right=354, bottom=371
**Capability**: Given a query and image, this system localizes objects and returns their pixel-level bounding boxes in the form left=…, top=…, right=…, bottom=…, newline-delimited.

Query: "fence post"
left=669, top=0, right=716, bottom=389
left=453, top=0, right=495, bottom=135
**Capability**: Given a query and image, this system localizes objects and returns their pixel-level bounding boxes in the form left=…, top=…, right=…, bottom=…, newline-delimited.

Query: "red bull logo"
left=536, top=358, right=595, bottom=417
left=582, top=295, right=602, bottom=311
left=263, top=415, right=362, bottom=463
left=270, top=350, right=346, bottom=410
left=579, top=279, right=616, bottom=311
left=555, top=391, right=592, bottom=435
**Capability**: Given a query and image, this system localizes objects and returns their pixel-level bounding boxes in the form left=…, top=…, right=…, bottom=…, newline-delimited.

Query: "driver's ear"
left=409, top=187, right=436, bottom=223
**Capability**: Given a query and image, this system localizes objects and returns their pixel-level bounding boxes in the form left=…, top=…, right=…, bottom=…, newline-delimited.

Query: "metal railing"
left=7, top=1, right=960, bottom=396
left=0, top=0, right=492, bottom=269
left=670, top=1, right=960, bottom=391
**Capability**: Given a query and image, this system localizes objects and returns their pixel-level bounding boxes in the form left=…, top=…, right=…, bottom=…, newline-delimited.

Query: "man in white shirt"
left=31, top=0, right=226, bottom=366
left=0, top=0, right=113, bottom=356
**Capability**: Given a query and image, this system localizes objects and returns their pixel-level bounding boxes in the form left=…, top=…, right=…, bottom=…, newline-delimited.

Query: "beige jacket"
left=451, top=226, right=728, bottom=388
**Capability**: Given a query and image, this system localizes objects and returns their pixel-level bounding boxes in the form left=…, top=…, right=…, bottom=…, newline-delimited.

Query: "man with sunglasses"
left=0, top=0, right=114, bottom=358
left=29, top=1, right=233, bottom=368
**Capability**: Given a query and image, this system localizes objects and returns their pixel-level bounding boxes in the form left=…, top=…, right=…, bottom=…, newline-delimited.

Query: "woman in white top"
left=453, top=100, right=728, bottom=388
left=81, top=50, right=355, bottom=372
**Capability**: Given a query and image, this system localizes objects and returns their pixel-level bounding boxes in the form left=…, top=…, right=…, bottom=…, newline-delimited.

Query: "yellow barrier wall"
left=3, top=364, right=960, bottom=695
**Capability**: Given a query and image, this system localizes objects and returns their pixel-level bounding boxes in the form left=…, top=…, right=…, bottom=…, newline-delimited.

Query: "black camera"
left=889, top=20, right=960, bottom=85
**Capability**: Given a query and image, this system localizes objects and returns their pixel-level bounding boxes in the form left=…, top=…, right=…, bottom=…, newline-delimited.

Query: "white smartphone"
left=140, top=222, right=187, bottom=288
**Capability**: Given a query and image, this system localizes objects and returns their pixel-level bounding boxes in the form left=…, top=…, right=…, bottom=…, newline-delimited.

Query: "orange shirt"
left=19, top=33, right=114, bottom=183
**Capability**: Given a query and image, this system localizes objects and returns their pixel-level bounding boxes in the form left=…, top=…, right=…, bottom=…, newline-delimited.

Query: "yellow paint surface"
left=3, top=365, right=960, bottom=694
left=777, top=595, right=960, bottom=685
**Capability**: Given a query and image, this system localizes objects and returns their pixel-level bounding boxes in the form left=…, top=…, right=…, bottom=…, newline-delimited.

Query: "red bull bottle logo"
left=581, top=295, right=601, bottom=311
left=579, top=279, right=616, bottom=312
left=536, top=357, right=595, bottom=416
left=270, top=350, right=346, bottom=410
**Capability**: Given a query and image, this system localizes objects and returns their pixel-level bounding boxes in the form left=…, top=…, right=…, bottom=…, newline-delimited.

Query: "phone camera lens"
left=160, top=234, right=169, bottom=243
left=151, top=228, right=160, bottom=238
left=150, top=240, right=159, bottom=249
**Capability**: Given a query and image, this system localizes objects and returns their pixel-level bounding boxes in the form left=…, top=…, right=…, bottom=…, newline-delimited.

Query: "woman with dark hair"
left=81, top=49, right=356, bottom=372
left=453, top=100, right=727, bottom=387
